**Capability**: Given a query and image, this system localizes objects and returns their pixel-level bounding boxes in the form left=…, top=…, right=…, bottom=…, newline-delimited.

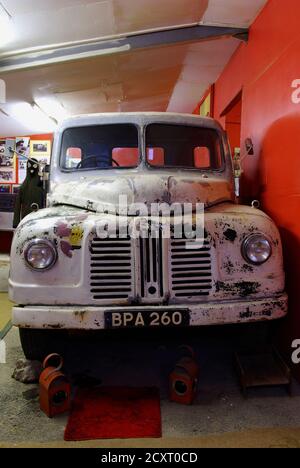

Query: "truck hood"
left=48, top=173, right=233, bottom=214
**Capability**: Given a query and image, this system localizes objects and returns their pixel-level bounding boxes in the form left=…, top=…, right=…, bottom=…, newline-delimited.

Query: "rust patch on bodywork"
left=223, top=259, right=235, bottom=275
left=240, top=308, right=253, bottom=319
left=223, top=228, right=237, bottom=242
left=239, top=308, right=272, bottom=320
left=223, top=258, right=234, bottom=275
left=241, top=264, right=254, bottom=273
left=216, top=281, right=260, bottom=297
left=74, top=310, right=87, bottom=322
left=43, top=323, right=64, bottom=329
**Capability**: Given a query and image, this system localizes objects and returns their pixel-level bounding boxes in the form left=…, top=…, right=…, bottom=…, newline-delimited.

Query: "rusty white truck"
left=9, top=113, right=287, bottom=360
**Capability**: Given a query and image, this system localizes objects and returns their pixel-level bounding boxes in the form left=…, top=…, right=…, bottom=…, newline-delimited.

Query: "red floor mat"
left=64, top=386, right=162, bottom=441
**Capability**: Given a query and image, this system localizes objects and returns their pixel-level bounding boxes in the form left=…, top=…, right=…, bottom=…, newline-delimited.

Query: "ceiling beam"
left=0, top=24, right=248, bottom=73
left=130, top=24, right=249, bottom=48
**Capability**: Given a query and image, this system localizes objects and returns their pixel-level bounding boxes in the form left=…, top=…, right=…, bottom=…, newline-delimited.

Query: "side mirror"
left=30, top=203, right=40, bottom=212
left=233, top=148, right=242, bottom=198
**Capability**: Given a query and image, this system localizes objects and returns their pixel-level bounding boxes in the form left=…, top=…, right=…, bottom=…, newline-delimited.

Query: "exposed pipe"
left=0, top=21, right=247, bottom=59
left=0, top=24, right=248, bottom=73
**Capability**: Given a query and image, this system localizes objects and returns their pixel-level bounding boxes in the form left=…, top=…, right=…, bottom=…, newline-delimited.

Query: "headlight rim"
left=242, top=232, right=272, bottom=265
left=24, top=238, right=58, bottom=271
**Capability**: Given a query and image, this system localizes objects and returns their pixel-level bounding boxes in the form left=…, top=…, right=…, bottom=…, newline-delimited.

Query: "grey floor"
left=1, top=324, right=300, bottom=445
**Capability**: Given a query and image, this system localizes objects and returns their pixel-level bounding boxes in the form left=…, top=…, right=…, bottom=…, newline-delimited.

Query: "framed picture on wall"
left=30, top=140, right=51, bottom=159
left=0, top=169, right=15, bottom=183
left=18, top=158, right=27, bottom=184
left=0, top=140, right=5, bottom=155
left=0, top=139, right=15, bottom=168
left=0, top=184, right=11, bottom=193
left=16, top=137, right=30, bottom=158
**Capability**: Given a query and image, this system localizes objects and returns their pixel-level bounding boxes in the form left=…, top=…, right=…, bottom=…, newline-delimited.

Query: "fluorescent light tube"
left=0, top=44, right=131, bottom=72
left=0, top=2, right=13, bottom=46
left=0, top=2, right=11, bottom=23
left=34, top=97, right=69, bottom=123
left=8, top=102, right=57, bottom=132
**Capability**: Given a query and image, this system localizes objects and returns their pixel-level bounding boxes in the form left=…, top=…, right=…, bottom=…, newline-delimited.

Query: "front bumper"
left=13, top=293, right=288, bottom=330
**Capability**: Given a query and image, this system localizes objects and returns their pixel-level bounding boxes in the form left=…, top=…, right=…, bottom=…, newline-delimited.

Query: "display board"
left=0, top=134, right=52, bottom=231
left=0, top=136, right=52, bottom=194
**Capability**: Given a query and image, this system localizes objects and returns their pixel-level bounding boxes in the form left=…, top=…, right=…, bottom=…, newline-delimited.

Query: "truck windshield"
left=145, top=124, right=223, bottom=170
left=61, top=123, right=223, bottom=171
left=61, top=124, right=139, bottom=170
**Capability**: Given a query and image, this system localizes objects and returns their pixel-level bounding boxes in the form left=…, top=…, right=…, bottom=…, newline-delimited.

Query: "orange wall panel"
left=224, top=97, right=242, bottom=153
left=213, top=0, right=300, bottom=375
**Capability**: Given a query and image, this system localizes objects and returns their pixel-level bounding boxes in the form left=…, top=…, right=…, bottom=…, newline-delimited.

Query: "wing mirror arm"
left=232, top=139, right=255, bottom=198
left=233, top=148, right=242, bottom=198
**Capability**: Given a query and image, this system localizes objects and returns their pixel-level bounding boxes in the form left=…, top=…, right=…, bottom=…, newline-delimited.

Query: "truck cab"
left=9, top=113, right=288, bottom=360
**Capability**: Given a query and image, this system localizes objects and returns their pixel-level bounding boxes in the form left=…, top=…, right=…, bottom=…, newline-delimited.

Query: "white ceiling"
left=0, top=0, right=268, bottom=136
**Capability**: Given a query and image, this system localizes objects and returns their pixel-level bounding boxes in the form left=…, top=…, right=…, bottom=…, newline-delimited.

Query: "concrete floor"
left=0, top=293, right=12, bottom=339
left=1, top=324, right=300, bottom=448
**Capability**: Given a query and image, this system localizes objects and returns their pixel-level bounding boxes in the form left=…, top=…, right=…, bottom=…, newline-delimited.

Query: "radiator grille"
left=90, top=236, right=133, bottom=300
left=90, top=229, right=212, bottom=302
left=170, top=236, right=212, bottom=298
left=139, top=224, right=164, bottom=299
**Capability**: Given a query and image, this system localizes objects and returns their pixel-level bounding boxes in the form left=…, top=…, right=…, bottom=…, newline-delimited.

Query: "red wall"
left=224, top=98, right=242, bottom=154
left=213, top=0, right=300, bottom=372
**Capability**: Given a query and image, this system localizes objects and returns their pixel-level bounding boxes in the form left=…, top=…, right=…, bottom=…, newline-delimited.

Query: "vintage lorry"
left=9, top=113, right=288, bottom=360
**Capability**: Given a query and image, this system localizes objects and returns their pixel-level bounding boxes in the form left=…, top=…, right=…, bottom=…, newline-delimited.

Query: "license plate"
left=105, top=309, right=190, bottom=329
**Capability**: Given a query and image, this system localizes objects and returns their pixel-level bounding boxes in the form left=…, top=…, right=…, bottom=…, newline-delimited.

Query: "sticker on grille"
left=90, top=236, right=133, bottom=300
left=170, top=236, right=212, bottom=298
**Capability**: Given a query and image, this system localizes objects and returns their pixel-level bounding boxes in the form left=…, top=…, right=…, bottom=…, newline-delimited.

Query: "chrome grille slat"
left=91, top=267, right=131, bottom=270
left=90, top=236, right=133, bottom=300
left=172, top=279, right=212, bottom=284
left=171, top=252, right=211, bottom=258
left=91, top=253, right=131, bottom=258
left=92, top=240, right=131, bottom=244
left=91, top=249, right=131, bottom=253
left=91, top=282, right=131, bottom=286
left=175, top=292, right=210, bottom=297
left=171, top=261, right=211, bottom=266
left=172, top=266, right=211, bottom=271
left=91, top=286, right=132, bottom=291
left=173, top=272, right=211, bottom=276
left=170, top=233, right=212, bottom=298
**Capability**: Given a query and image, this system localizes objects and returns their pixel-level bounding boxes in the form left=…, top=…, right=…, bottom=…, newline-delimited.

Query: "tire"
left=19, top=328, right=67, bottom=361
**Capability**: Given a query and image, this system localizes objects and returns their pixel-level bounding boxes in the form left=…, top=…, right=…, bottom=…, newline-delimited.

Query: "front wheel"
left=19, top=328, right=67, bottom=361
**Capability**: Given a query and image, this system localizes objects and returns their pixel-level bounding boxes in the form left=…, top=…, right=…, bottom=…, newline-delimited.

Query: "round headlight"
left=24, top=239, right=57, bottom=271
left=242, top=233, right=272, bottom=265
